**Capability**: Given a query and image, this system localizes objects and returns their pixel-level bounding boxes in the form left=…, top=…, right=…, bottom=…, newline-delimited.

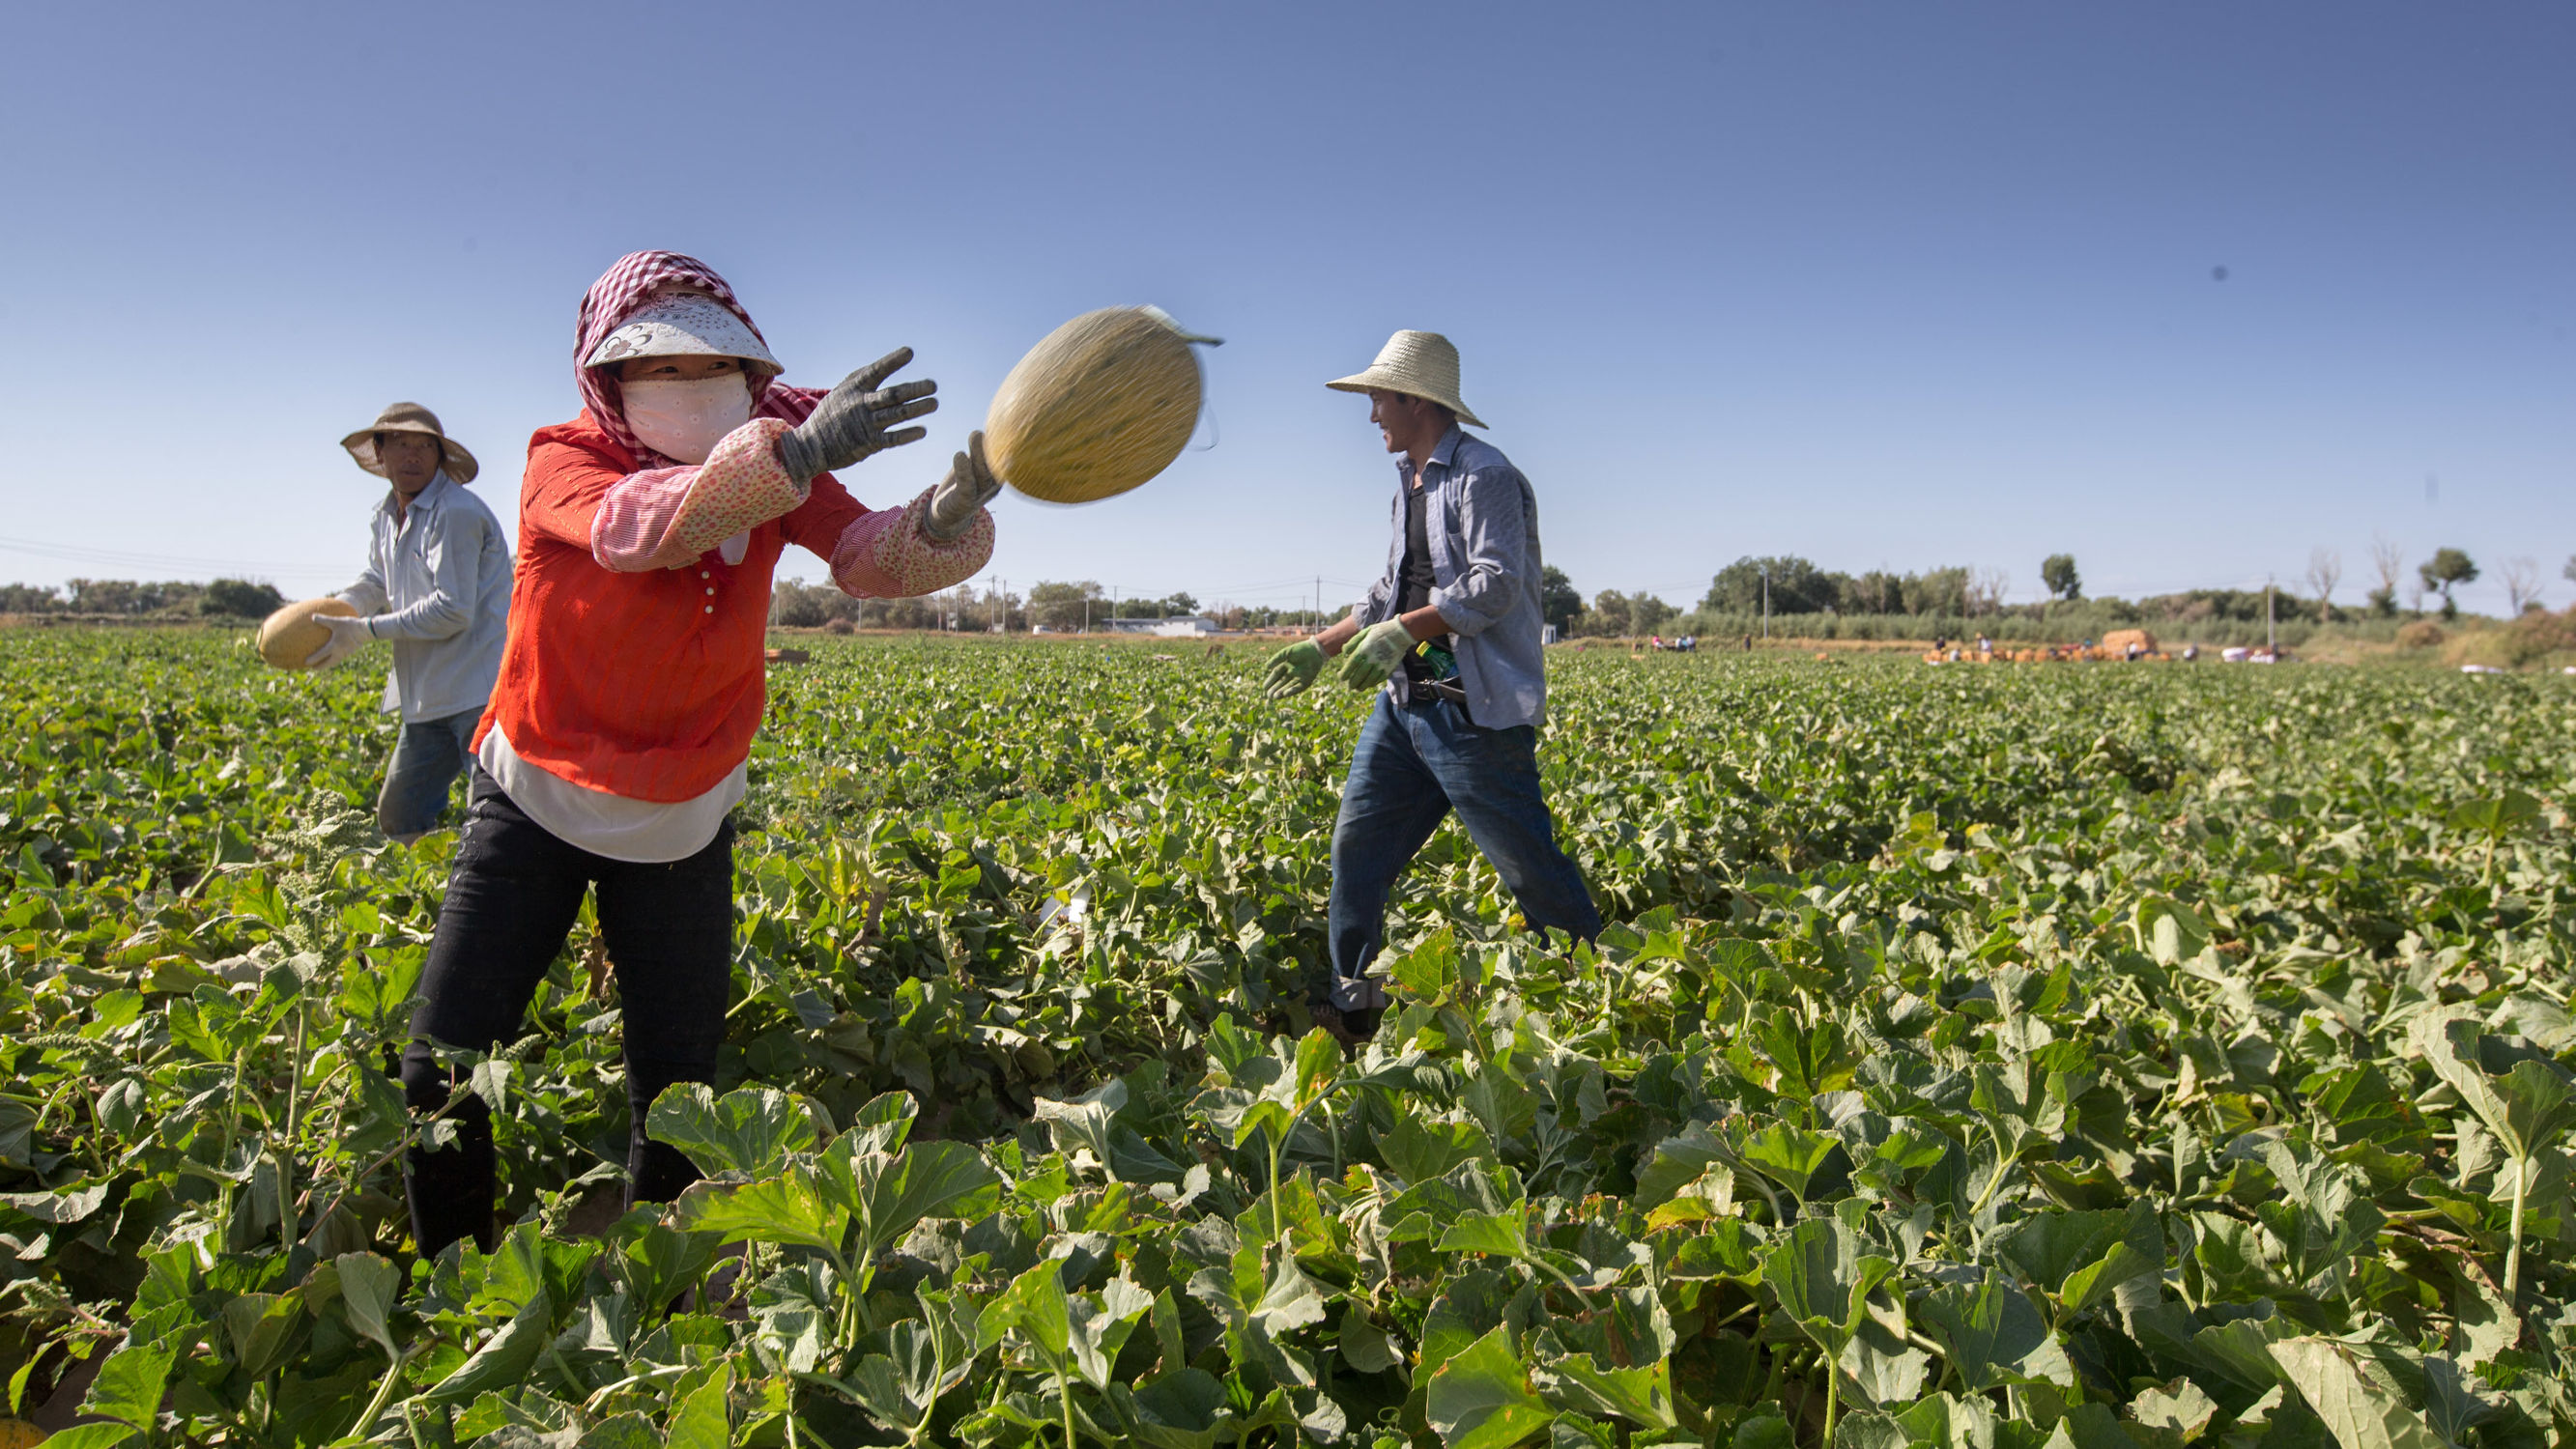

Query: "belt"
left=1403, top=676, right=1469, bottom=706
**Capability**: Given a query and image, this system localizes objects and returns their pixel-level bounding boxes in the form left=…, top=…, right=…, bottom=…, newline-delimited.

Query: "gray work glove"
left=775, top=347, right=939, bottom=483
left=925, top=430, right=1004, bottom=541
left=306, top=613, right=371, bottom=668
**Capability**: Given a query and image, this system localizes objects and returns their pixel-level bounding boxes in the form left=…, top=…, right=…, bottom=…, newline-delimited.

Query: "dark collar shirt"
left=1351, top=426, right=1550, bottom=728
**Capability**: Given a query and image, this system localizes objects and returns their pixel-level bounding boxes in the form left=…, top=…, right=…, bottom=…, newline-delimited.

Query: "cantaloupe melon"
left=986, top=306, right=1218, bottom=504
left=257, top=597, right=359, bottom=669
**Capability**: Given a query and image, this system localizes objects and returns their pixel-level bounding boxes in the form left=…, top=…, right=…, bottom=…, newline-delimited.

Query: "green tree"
left=1900, top=567, right=1971, bottom=616
left=1703, top=555, right=1833, bottom=614
left=769, top=579, right=832, bottom=627
left=1026, top=581, right=1103, bottom=631
left=1586, top=589, right=1633, bottom=638
left=2419, top=548, right=2478, bottom=619
left=1538, top=566, right=1585, bottom=633
left=2040, top=554, right=2081, bottom=601
left=199, top=579, right=285, bottom=618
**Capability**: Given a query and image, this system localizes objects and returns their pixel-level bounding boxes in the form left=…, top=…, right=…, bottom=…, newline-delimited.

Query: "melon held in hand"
left=256, top=597, right=358, bottom=669
left=986, top=306, right=1220, bottom=504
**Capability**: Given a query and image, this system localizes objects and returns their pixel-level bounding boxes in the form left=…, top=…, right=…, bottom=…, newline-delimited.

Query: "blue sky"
left=2, top=2, right=2568, bottom=618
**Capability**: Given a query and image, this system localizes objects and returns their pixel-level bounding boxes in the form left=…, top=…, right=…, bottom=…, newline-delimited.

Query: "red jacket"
left=476, top=412, right=868, bottom=803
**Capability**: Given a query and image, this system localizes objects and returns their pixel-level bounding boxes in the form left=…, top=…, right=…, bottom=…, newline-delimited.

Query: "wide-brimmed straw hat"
left=583, top=290, right=782, bottom=374
left=1325, top=329, right=1484, bottom=428
left=340, top=402, right=479, bottom=484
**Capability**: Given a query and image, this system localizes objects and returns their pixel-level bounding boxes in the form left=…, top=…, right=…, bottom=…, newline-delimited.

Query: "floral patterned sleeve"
left=591, top=418, right=805, bottom=572
left=828, top=489, right=995, bottom=599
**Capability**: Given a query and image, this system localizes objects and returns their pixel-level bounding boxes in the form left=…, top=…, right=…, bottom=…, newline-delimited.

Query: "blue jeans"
left=379, top=706, right=484, bottom=840
left=1327, top=693, right=1601, bottom=1013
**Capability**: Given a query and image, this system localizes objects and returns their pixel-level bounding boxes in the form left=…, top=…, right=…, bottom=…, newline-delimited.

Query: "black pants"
left=401, top=766, right=735, bottom=1257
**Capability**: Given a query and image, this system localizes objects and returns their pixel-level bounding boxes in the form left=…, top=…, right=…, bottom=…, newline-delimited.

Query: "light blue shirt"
left=334, top=472, right=512, bottom=723
left=1352, top=427, right=1550, bottom=729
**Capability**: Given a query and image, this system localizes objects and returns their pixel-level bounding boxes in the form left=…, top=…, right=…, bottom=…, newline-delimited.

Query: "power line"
left=0, top=533, right=342, bottom=580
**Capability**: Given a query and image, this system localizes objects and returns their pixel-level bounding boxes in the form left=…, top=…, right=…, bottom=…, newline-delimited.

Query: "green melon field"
left=5, top=630, right=2573, bottom=1448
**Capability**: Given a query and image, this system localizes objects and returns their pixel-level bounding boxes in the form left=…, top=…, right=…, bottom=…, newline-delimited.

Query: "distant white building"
left=1103, top=615, right=1217, bottom=636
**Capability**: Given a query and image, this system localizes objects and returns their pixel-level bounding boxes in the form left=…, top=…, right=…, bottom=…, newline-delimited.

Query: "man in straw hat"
left=1264, top=330, right=1601, bottom=1043
left=311, top=403, right=513, bottom=841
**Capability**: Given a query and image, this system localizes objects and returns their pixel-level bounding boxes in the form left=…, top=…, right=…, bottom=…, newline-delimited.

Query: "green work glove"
left=1336, top=620, right=1415, bottom=690
left=1264, top=639, right=1327, bottom=698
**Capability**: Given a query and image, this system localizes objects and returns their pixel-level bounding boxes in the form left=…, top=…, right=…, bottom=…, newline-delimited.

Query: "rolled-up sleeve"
left=365, top=509, right=483, bottom=641
left=1352, top=495, right=1401, bottom=625
left=1427, top=464, right=1528, bottom=638
left=335, top=556, right=388, bottom=617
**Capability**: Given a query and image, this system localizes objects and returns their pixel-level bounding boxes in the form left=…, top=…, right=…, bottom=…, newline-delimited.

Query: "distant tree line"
left=0, top=578, right=286, bottom=618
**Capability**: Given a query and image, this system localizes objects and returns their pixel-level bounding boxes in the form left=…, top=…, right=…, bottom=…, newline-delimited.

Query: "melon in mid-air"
left=985, top=306, right=1219, bottom=504
left=256, top=597, right=358, bottom=669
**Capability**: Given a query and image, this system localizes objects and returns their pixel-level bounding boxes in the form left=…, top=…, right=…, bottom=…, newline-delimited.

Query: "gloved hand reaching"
left=1264, top=639, right=1327, bottom=698
left=776, top=348, right=939, bottom=483
left=1335, top=620, right=1415, bottom=690
left=306, top=613, right=372, bottom=669
left=924, top=431, right=1003, bottom=541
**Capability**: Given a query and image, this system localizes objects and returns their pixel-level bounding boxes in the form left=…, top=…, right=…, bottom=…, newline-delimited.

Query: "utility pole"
left=1760, top=567, right=1770, bottom=639
left=1314, top=576, right=1321, bottom=628
left=2266, top=576, right=2276, bottom=653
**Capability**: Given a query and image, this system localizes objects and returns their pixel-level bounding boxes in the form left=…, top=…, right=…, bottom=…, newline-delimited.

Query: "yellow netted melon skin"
left=257, top=597, right=359, bottom=669
left=986, top=307, right=1202, bottom=504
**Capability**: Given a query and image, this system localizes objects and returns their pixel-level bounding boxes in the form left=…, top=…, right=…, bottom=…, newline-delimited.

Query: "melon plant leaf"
left=28, top=1428, right=135, bottom=1449
left=645, top=1084, right=823, bottom=1178
left=1760, top=1217, right=1894, bottom=1360
left=1112, top=1369, right=1233, bottom=1449
left=1916, top=1272, right=2075, bottom=1391
left=1632, top=1122, right=1728, bottom=1210
left=1531, top=1350, right=1677, bottom=1430
left=981, top=1261, right=1073, bottom=1365
left=1426, top=1326, right=1552, bottom=1449
left=665, top=1362, right=732, bottom=1449
left=843, top=1089, right=922, bottom=1156
left=1750, top=1011, right=1857, bottom=1101
left=672, top=1169, right=847, bottom=1254
left=334, top=1250, right=403, bottom=1360
left=1379, top=1111, right=1495, bottom=1186
left=2268, top=1337, right=2451, bottom=1449
left=1293, top=1027, right=1341, bottom=1110
left=220, top=1291, right=305, bottom=1379
left=2446, top=789, right=2539, bottom=840
left=844, top=1139, right=1003, bottom=1254
left=1438, top=1206, right=1533, bottom=1262
left=424, top=1292, right=555, bottom=1405
left=1738, top=1121, right=1838, bottom=1203
left=79, top=1338, right=177, bottom=1431
left=1067, top=1274, right=1156, bottom=1391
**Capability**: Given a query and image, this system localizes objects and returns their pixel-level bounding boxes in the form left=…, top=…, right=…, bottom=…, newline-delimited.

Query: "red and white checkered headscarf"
left=575, top=250, right=825, bottom=465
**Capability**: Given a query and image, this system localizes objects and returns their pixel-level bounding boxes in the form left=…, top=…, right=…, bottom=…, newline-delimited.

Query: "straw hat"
left=340, top=402, right=479, bottom=484
left=584, top=290, right=781, bottom=375
left=1325, top=329, right=1484, bottom=428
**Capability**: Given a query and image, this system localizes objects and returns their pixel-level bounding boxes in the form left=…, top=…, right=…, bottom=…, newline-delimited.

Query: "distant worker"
left=1261, top=330, right=1600, bottom=1043
left=308, top=404, right=512, bottom=842
left=395, top=252, right=1001, bottom=1256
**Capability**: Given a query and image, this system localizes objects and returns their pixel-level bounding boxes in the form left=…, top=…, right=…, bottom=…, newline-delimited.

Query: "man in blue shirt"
left=1265, top=331, right=1601, bottom=1042
left=309, top=403, right=513, bottom=841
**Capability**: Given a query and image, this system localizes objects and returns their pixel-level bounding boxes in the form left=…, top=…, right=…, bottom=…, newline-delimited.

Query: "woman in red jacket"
left=401, top=251, right=1000, bottom=1255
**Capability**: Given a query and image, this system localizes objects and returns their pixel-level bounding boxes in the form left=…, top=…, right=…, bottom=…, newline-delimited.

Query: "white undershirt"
left=477, top=721, right=747, bottom=864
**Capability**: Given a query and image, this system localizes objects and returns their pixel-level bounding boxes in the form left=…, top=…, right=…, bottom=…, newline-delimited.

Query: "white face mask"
left=621, top=374, right=753, bottom=464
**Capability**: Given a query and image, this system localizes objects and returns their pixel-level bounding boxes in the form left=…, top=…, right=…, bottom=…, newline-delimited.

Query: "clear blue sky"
left=3, top=2, right=2568, bottom=617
